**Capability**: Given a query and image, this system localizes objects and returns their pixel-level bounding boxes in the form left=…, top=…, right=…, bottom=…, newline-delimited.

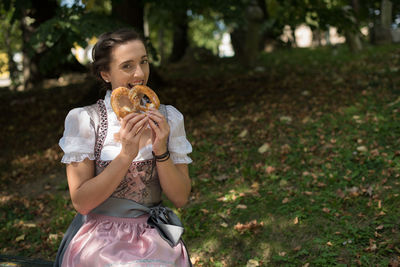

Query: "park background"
left=0, top=0, right=400, bottom=266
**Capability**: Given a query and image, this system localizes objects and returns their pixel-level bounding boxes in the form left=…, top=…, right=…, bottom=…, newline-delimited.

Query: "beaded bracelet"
left=152, top=150, right=170, bottom=162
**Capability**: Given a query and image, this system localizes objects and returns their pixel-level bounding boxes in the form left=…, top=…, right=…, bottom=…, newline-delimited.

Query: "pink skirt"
left=61, top=213, right=190, bottom=267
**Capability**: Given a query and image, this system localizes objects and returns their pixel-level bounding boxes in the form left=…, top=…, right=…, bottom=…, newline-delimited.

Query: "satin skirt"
left=61, top=213, right=190, bottom=267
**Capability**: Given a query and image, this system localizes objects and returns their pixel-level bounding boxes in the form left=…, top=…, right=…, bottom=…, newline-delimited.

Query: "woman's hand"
left=119, top=113, right=149, bottom=159
left=147, top=108, right=170, bottom=155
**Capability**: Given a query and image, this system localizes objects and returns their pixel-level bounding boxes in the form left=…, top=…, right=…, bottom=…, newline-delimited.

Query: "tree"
left=372, top=0, right=393, bottom=44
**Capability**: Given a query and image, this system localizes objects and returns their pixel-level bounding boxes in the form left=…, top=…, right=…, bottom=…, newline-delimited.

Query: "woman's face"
left=101, top=40, right=149, bottom=90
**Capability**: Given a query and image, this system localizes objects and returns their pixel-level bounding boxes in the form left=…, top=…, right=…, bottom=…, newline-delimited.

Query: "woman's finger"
left=129, top=116, right=149, bottom=136
left=120, top=113, right=144, bottom=129
left=148, top=117, right=161, bottom=135
left=122, top=113, right=146, bottom=133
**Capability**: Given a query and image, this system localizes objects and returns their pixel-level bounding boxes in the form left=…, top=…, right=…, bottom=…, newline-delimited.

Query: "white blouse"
left=59, top=90, right=192, bottom=164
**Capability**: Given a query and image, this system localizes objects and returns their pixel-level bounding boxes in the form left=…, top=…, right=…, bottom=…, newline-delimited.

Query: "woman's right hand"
left=118, top=113, right=149, bottom=159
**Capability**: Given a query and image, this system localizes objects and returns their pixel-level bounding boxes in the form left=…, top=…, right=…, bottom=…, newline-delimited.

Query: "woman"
left=54, top=28, right=192, bottom=267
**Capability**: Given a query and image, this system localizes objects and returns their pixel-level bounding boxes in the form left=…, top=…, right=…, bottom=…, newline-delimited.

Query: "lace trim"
left=61, top=153, right=95, bottom=164
left=170, top=153, right=193, bottom=164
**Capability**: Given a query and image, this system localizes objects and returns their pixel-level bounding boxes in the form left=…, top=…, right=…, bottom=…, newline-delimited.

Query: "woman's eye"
left=141, top=59, right=148, bottom=64
left=122, top=64, right=132, bottom=69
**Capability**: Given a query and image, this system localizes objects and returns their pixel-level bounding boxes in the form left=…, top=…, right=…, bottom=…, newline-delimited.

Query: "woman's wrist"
left=152, top=150, right=170, bottom=162
left=117, top=150, right=136, bottom=165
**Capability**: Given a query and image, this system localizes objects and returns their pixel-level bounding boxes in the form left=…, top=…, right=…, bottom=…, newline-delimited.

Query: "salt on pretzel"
left=110, top=85, right=160, bottom=118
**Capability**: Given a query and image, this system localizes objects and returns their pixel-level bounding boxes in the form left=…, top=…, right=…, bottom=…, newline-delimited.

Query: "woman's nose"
left=133, top=64, right=144, bottom=78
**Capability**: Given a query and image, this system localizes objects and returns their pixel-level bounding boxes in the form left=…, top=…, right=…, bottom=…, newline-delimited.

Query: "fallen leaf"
left=376, top=225, right=384, bottom=230
left=215, top=174, right=228, bottom=181
left=293, top=217, right=299, bottom=225
left=246, top=259, right=260, bottom=267
left=326, top=241, right=333, bottom=246
left=258, top=143, right=270, bottom=154
left=200, top=209, right=209, bottom=214
left=265, top=166, right=276, bottom=174
left=282, top=197, right=289, bottom=204
left=280, top=116, right=292, bottom=123
left=236, top=204, right=247, bottom=209
left=293, top=245, right=302, bottom=251
left=238, top=129, right=248, bottom=138
left=15, top=234, right=25, bottom=242
left=322, top=207, right=330, bottom=213
left=234, top=220, right=264, bottom=233
left=357, top=146, right=368, bottom=152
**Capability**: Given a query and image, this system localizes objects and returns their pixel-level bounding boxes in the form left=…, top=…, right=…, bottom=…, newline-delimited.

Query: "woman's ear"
left=100, top=71, right=111, bottom=83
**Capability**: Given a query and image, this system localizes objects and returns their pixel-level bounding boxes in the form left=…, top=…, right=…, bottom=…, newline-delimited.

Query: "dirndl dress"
left=54, top=100, right=191, bottom=267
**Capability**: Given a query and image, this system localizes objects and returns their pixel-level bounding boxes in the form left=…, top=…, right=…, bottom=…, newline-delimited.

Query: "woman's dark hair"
left=91, top=28, right=146, bottom=89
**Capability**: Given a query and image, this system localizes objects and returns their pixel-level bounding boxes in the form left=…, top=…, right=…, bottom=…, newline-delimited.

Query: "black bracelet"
left=152, top=150, right=170, bottom=162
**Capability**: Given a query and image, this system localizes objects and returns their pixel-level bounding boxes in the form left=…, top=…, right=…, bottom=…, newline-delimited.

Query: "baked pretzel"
left=110, top=85, right=160, bottom=118
left=128, top=85, right=160, bottom=113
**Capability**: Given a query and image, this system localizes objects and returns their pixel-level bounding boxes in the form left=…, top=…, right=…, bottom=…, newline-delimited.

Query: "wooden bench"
left=0, top=255, right=53, bottom=267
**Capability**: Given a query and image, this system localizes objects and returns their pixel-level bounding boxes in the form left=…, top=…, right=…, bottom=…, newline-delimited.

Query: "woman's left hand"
left=147, top=108, right=170, bottom=155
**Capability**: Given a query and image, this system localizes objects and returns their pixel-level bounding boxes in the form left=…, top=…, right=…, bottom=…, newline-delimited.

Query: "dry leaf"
left=234, top=220, right=264, bottom=233
left=265, top=166, right=276, bottom=174
left=220, top=222, right=228, bottom=228
left=357, top=146, right=368, bottom=152
left=15, top=234, right=25, bottom=242
left=258, top=143, right=270, bottom=153
left=236, top=204, right=247, bottom=209
left=246, top=259, right=260, bottom=267
left=293, top=217, right=299, bottom=225
left=215, top=174, right=228, bottom=182
left=238, top=129, right=248, bottom=138
left=322, top=207, right=330, bottom=213
left=282, top=197, right=289, bottom=204
left=293, top=245, right=302, bottom=251
left=200, top=209, right=209, bottom=214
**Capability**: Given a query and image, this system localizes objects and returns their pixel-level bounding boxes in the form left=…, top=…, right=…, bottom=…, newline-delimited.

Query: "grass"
left=0, top=43, right=399, bottom=266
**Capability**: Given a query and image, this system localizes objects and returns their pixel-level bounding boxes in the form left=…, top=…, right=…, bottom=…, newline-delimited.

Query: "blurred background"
left=0, top=0, right=399, bottom=91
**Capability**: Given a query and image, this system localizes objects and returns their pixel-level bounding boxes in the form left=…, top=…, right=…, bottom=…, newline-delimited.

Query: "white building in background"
left=282, top=24, right=346, bottom=48
left=218, top=32, right=235, bottom=57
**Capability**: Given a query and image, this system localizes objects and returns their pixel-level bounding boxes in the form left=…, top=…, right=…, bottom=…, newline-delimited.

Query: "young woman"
left=54, top=28, right=192, bottom=267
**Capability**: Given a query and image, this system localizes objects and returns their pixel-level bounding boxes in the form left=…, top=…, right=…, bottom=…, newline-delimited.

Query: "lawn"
left=0, top=44, right=399, bottom=266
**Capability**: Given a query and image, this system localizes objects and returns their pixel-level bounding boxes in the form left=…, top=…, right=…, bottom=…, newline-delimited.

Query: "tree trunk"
left=345, top=31, right=363, bottom=51
left=19, top=0, right=58, bottom=90
left=168, top=8, right=188, bottom=63
left=21, top=14, right=34, bottom=90
left=112, top=0, right=144, bottom=34
left=230, top=28, right=246, bottom=63
left=231, top=0, right=263, bottom=68
left=345, top=0, right=363, bottom=52
left=372, top=0, right=393, bottom=44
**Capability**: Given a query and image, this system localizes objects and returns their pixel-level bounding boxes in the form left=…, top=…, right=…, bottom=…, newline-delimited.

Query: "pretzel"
left=110, top=85, right=160, bottom=118
left=128, top=85, right=160, bottom=113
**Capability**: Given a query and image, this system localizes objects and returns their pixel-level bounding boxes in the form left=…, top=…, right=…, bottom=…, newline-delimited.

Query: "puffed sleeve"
left=58, top=107, right=96, bottom=164
left=166, top=105, right=193, bottom=164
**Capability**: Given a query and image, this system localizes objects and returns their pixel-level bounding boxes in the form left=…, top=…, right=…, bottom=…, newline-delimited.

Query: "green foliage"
left=30, top=4, right=126, bottom=75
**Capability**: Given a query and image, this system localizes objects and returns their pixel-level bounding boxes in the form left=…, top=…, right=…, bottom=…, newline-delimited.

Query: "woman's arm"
left=66, top=113, right=149, bottom=215
left=66, top=154, right=133, bottom=215
left=148, top=108, right=191, bottom=208
left=156, top=162, right=191, bottom=208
